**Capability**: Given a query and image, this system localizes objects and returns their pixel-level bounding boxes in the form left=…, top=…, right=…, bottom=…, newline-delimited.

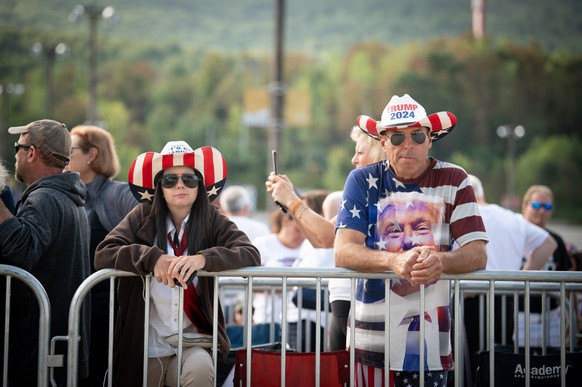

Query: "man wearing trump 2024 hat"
left=334, top=94, right=488, bottom=386
left=0, top=119, right=91, bottom=385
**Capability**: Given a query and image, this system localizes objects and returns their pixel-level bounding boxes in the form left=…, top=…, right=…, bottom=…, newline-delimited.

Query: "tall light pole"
left=32, top=42, right=67, bottom=118
left=472, top=0, right=486, bottom=39
left=70, top=4, right=115, bottom=124
left=0, top=83, right=25, bottom=162
left=269, top=0, right=285, bottom=165
left=497, top=124, right=525, bottom=209
left=265, top=0, right=286, bottom=211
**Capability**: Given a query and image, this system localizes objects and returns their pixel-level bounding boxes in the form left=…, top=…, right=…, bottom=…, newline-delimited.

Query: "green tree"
left=516, top=135, right=582, bottom=223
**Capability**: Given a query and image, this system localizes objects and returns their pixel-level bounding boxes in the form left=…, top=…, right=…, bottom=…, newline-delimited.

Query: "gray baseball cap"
left=9, top=119, right=71, bottom=166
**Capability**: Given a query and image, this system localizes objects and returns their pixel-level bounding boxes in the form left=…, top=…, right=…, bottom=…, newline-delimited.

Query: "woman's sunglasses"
left=161, top=173, right=200, bottom=189
left=529, top=201, right=553, bottom=211
left=387, top=130, right=427, bottom=146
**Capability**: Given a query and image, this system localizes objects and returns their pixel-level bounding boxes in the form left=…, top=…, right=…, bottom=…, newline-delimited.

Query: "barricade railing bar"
left=202, top=268, right=582, bottom=387
left=219, top=276, right=332, bottom=351
left=3, top=264, right=582, bottom=387
left=65, top=269, right=136, bottom=387
left=0, top=264, right=51, bottom=387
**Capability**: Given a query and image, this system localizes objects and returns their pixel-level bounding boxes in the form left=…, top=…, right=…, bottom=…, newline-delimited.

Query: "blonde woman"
left=65, top=125, right=138, bottom=386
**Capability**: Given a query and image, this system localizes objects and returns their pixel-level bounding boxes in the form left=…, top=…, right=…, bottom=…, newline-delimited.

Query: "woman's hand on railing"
left=168, top=254, right=205, bottom=288
left=153, top=254, right=180, bottom=287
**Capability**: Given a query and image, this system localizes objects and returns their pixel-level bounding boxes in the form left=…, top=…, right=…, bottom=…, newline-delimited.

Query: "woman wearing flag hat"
left=95, top=141, right=260, bottom=387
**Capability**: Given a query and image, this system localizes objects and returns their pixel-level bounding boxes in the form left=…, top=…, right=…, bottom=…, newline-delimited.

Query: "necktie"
left=167, top=230, right=211, bottom=334
left=401, top=312, right=432, bottom=370
left=168, top=231, right=186, bottom=256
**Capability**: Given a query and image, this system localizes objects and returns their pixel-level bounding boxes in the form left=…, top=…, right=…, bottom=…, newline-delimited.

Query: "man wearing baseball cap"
left=335, top=95, right=488, bottom=386
left=0, top=119, right=91, bottom=385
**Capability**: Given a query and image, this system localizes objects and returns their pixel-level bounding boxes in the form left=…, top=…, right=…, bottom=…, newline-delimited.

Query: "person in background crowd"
left=350, top=125, right=386, bottom=169
left=567, top=243, right=581, bottom=272
left=219, top=184, right=270, bottom=243
left=0, top=159, right=16, bottom=381
left=266, top=126, right=385, bottom=351
left=95, top=141, right=260, bottom=387
left=287, top=190, right=330, bottom=352
left=567, top=244, right=582, bottom=342
left=266, top=125, right=384, bottom=249
left=232, top=302, right=255, bottom=326
left=517, top=184, right=571, bottom=348
left=0, top=119, right=91, bottom=386
left=64, top=124, right=139, bottom=387
left=0, top=160, right=16, bottom=213
left=335, top=94, right=487, bottom=386
left=252, top=207, right=306, bottom=325
left=218, top=185, right=270, bottom=324
left=463, top=174, right=556, bottom=384
left=321, top=192, right=344, bottom=228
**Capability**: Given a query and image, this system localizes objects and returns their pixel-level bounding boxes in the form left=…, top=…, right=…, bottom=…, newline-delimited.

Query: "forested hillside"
left=1, top=0, right=580, bottom=53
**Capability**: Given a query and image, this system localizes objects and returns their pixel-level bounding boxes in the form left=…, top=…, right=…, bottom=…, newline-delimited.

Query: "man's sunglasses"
left=14, top=142, right=34, bottom=153
left=529, top=201, right=553, bottom=211
left=387, top=131, right=427, bottom=146
left=161, top=173, right=200, bottom=189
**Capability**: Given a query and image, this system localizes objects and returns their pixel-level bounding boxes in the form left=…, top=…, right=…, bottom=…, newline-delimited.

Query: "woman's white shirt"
left=148, top=215, right=199, bottom=357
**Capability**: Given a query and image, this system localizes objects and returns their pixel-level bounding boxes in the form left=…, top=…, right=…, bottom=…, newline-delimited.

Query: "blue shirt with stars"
left=336, top=157, right=487, bottom=371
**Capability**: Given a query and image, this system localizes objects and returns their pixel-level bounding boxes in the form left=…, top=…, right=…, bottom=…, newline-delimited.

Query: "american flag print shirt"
left=336, top=157, right=487, bottom=371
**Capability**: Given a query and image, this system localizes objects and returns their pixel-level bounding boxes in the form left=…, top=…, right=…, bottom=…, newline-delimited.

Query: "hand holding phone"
left=174, top=270, right=196, bottom=287
left=271, top=150, right=288, bottom=213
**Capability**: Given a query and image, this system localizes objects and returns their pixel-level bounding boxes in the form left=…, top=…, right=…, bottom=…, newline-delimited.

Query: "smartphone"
left=271, top=150, right=288, bottom=213
left=272, top=149, right=279, bottom=175
left=174, top=270, right=196, bottom=287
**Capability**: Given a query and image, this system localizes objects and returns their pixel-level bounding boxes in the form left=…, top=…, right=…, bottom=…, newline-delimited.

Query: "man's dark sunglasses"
left=529, top=201, right=553, bottom=211
left=14, top=142, right=34, bottom=153
left=388, top=131, right=427, bottom=146
left=161, top=173, right=200, bottom=189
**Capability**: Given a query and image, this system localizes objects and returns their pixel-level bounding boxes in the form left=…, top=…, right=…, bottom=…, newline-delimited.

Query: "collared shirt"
left=147, top=214, right=199, bottom=357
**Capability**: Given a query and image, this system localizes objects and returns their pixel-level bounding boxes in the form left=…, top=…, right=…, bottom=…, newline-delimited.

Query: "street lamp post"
left=269, top=0, right=285, bottom=162
left=32, top=42, right=67, bottom=117
left=265, top=0, right=286, bottom=211
left=70, top=4, right=115, bottom=124
left=497, top=124, right=525, bottom=209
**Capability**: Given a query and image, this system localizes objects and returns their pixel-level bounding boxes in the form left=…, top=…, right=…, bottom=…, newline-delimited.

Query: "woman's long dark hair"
left=150, top=169, right=213, bottom=254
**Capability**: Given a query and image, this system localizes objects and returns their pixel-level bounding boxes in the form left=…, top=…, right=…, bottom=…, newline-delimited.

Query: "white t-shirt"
left=228, top=215, right=270, bottom=243
left=479, top=204, right=549, bottom=270
left=328, top=278, right=352, bottom=303
left=252, top=233, right=302, bottom=324
left=287, top=240, right=334, bottom=326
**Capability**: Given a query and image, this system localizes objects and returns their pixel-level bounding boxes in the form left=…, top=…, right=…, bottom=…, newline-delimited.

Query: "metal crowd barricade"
left=459, top=280, right=582, bottom=354
left=455, top=271, right=582, bottom=387
left=63, top=267, right=582, bottom=387
left=207, top=267, right=345, bottom=387
left=66, top=269, right=207, bottom=387
left=219, top=276, right=331, bottom=351
left=1, top=264, right=51, bottom=387
left=66, top=269, right=137, bottom=387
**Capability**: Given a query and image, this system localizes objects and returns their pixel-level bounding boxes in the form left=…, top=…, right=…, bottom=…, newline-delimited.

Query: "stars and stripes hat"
left=356, top=94, right=457, bottom=142
left=128, top=141, right=227, bottom=203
